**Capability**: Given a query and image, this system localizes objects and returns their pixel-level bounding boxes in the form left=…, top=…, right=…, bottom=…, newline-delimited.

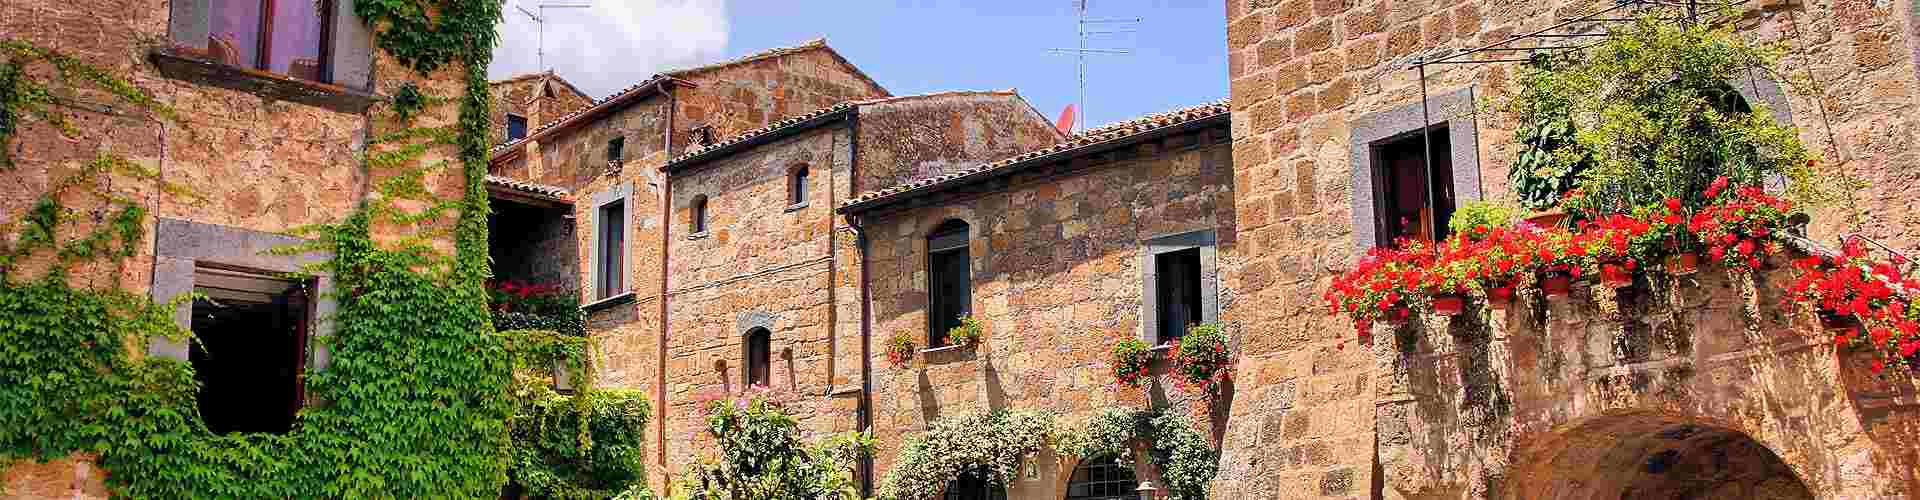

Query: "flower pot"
left=1432, top=295, right=1466, bottom=316
left=1819, top=311, right=1859, bottom=333
left=1665, top=252, right=1700, bottom=276
left=1599, top=263, right=1633, bottom=289
left=1382, top=306, right=1412, bottom=326
left=1487, top=286, right=1514, bottom=310
left=1525, top=210, right=1569, bottom=228
left=1541, top=272, right=1572, bottom=298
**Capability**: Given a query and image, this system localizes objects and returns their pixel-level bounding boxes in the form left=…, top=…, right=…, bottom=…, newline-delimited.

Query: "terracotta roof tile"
left=486, top=175, right=571, bottom=200
left=839, top=99, right=1231, bottom=211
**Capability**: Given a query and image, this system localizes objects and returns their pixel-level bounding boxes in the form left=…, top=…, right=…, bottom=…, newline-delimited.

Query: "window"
left=607, top=136, right=625, bottom=163
left=506, top=114, right=527, bottom=142
left=927, top=220, right=972, bottom=348
left=206, top=0, right=332, bottom=81
left=1066, top=456, right=1138, bottom=500
left=690, top=195, right=709, bottom=234
left=1156, top=248, right=1202, bottom=343
left=745, top=328, right=771, bottom=387
left=942, top=468, right=1006, bottom=500
left=596, top=200, right=625, bottom=299
left=189, top=265, right=312, bottom=434
left=1371, top=127, right=1455, bottom=245
left=789, top=165, right=809, bottom=205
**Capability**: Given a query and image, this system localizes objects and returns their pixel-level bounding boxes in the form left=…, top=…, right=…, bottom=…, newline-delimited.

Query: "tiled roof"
left=839, top=99, right=1231, bottom=212
left=665, top=38, right=825, bottom=77
left=661, top=90, right=1034, bottom=171
left=486, top=175, right=572, bottom=200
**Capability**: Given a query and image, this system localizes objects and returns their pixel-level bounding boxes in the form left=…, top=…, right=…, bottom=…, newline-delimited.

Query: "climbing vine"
left=878, top=409, right=1055, bottom=500
left=1058, top=407, right=1218, bottom=500
left=0, top=0, right=650, bottom=496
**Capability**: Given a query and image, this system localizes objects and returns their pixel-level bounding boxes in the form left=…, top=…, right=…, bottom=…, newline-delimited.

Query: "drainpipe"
left=656, top=84, right=676, bottom=485
left=848, top=109, right=875, bottom=500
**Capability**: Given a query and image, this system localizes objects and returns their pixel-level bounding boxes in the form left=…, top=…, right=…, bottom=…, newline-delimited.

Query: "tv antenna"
left=1047, top=0, right=1137, bottom=133
left=515, top=1, right=592, bottom=72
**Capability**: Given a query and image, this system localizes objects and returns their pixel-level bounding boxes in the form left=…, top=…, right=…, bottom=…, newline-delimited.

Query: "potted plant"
left=1169, top=323, right=1232, bottom=398
left=945, top=315, right=986, bottom=349
left=1325, top=240, right=1433, bottom=344
left=1693, top=177, right=1797, bottom=274
left=886, top=331, right=916, bottom=370
left=1505, top=54, right=1591, bottom=229
left=1109, top=338, right=1152, bottom=388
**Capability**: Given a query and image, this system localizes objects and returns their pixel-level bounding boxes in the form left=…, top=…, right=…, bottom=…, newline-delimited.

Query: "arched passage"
left=1504, top=414, right=1813, bottom=500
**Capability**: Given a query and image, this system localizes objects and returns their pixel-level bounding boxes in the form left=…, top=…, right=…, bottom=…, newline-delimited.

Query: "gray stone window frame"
left=737, top=310, right=776, bottom=387
left=1139, top=229, right=1219, bottom=346
left=166, top=0, right=374, bottom=91
left=585, top=181, right=633, bottom=308
left=148, top=218, right=335, bottom=371
left=1348, top=86, right=1484, bottom=252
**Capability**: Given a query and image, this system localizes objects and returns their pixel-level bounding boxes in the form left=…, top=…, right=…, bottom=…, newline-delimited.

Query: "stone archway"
left=1503, top=414, right=1814, bottom=500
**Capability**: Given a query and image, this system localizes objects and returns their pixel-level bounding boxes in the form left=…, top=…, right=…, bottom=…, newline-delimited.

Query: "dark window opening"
left=607, top=136, right=625, bottom=163
left=206, top=0, right=332, bottom=82
left=789, top=166, right=809, bottom=205
left=506, top=114, right=527, bottom=142
left=690, top=195, right=709, bottom=234
left=1066, top=455, right=1139, bottom=500
left=596, top=200, right=625, bottom=299
left=189, top=265, right=311, bottom=435
left=1372, top=126, right=1455, bottom=245
left=927, top=220, right=972, bottom=348
left=745, top=328, right=771, bottom=388
left=1156, top=248, right=1203, bottom=344
left=942, top=468, right=1007, bottom=500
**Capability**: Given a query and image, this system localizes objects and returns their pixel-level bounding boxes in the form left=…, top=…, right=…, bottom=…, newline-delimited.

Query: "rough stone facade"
left=1221, top=0, right=1920, bottom=498
left=1, top=0, right=470, bottom=497
left=488, top=71, right=593, bottom=147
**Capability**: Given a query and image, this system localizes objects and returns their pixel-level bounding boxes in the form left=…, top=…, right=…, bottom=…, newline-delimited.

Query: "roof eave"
left=838, top=112, right=1229, bottom=216
left=662, top=106, right=856, bottom=172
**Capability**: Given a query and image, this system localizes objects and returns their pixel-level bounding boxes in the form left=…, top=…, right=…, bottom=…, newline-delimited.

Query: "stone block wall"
left=853, top=91, right=1066, bottom=193
left=488, top=73, right=593, bottom=146
left=669, top=46, right=889, bottom=151
left=1222, top=0, right=1920, bottom=497
left=1, top=0, right=471, bottom=497
left=861, top=130, right=1233, bottom=498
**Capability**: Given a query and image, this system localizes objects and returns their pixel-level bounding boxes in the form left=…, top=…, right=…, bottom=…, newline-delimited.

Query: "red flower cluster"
left=1786, top=238, right=1920, bottom=371
left=1325, top=240, right=1434, bottom=344
left=1692, top=183, right=1793, bottom=271
left=493, top=279, right=564, bottom=298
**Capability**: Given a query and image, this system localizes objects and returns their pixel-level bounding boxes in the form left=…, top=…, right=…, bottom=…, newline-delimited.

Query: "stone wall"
left=669, top=46, right=889, bottom=152
left=861, top=129, right=1234, bottom=498
left=488, top=73, right=593, bottom=147
left=1222, top=0, right=1920, bottom=497
left=1, top=0, right=470, bottom=497
left=853, top=91, right=1066, bottom=193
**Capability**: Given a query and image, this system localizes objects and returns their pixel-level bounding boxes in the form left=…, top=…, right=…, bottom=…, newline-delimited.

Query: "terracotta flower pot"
left=1600, top=263, right=1633, bottom=289
left=1432, top=295, right=1466, bottom=316
left=1541, top=272, right=1572, bottom=298
left=1665, top=252, right=1700, bottom=276
left=1382, top=306, right=1412, bottom=326
left=1525, top=210, right=1569, bottom=228
left=1487, top=286, right=1514, bottom=310
left=1819, top=311, right=1860, bottom=333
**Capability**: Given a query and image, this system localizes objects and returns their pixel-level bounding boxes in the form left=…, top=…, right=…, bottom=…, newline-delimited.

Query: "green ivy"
left=1058, top=407, right=1218, bottom=500
left=878, top=409, right=1055, bottom=500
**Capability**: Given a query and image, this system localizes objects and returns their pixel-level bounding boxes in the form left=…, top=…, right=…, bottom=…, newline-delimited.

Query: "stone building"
left=489, top=70, right=593, bottom=146
left=1, top=0, right=471, bottom=496
left=1218, top=0, right=1920, bottom=498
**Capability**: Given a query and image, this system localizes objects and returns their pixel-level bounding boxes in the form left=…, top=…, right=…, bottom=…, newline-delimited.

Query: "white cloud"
left=489, top=0, right=730, bottom=99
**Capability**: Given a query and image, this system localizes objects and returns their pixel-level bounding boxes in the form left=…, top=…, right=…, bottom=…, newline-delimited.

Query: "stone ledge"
left=580, top=291, right=636, bottom=313
left=148, top=47, right=383, bottom=114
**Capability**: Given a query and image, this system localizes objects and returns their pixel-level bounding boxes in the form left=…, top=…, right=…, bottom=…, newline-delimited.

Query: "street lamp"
left=1134, top=480, right=1160, bottom=500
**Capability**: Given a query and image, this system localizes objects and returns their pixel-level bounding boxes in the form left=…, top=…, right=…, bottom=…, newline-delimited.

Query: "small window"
left=596, top=200, right=626, bottom=299
left=206, top=0, right=332, bottom=81
left=506, top=114, right=527, bottom=142
left=789, top=165, right=809, bottom=205
left=1155, top=248, right=1202, bottom=344
left=942, top=468, right=1007, bottom=500
left=189, top=265, right=312, bottom=435
left=927, top=220, right=972, bottom=348
left=607, top=136, right=625, bottom=163
left=690, top=195, right=709, bottom=234
left=1371, top=127, right=1455, bottom=245
left=745, top=328, right=771, bottom=387
left=1066, top=456, right=1138, bottom=500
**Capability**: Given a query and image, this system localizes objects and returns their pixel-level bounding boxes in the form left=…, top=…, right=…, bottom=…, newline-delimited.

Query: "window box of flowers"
left=946, top=315, right=986, bottom=349
left=1109, top=338, right=1153, bottom=388
left=886, top=331, right=917, bottom=370
left=1325, top=241, right=1432, bottom=344
left=1169, top=323, right=1232, bottom=398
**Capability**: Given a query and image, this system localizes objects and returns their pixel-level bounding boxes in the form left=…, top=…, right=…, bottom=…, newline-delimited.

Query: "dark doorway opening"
left=189, top=265, right=311, bottom=435
left=1371, top=126, right=1455, bottom=245
left=1155, top=247, right=1202, bottom=344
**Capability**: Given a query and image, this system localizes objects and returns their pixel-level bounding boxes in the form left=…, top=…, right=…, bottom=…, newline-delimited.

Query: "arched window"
left=789, top=165, right=809, bottom=205
left=1065, top=455, right=1138, bottom=500
left=690, top=195, right=709, bottom=234
left=926, top=219, right=971, bottom=348
left=941, top=468, right=1006, bottom=500
left=745, top=327, right=770, bottom=387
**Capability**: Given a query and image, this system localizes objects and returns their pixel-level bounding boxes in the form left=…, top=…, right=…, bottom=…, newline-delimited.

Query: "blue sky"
left=489, top=1, right=1227, bottom=130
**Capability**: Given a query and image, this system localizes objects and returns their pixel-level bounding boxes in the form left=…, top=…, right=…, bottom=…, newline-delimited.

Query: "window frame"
left=202, top=0, right=336, bottom=82
left=1141, top=229, right=1218, bottom=346
left=1369, top=125, right=1456, bottom=245
left=788, top=164, right=810, bottom=206
left=1347, top=86, right=1484, bottom=252
left=1065, top=455, right=1139, bottom=500
left=689, top=195, right=709, bottom=235
left=587, top=182, right=633, bottom=304
left=506, top=113, right=528, bottom=142
left=187, top=263, right=315, bottom=435
left=744, top=327, right=771, bottom=388
left=607, top=135, right=625, bottom=163
left=925, top=219, right=972, bottom=348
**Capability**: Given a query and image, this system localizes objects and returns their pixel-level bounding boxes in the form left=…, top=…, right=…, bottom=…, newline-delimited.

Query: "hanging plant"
left=946, top=315, right=986, bottom=349
left=1784, top=237, right=1920, bottom=373
left=886, top=331, right=917, bottom=370
left=1168, top=323, right=1232, bottom=398
left=1109, top=337, right=1152, bottom=388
